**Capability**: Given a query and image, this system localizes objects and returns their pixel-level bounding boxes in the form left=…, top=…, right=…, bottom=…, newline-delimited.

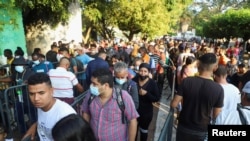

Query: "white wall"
left=25, top=1, right=82, bottom=56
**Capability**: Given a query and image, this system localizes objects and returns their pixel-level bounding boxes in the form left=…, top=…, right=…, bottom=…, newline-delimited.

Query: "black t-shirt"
left=230, top=72, right=243, bottom=88
left=177, top=76, right=224, bottom=132
left=240, top=70, right=250, bottom=87
left=46, top=50, right=58, bottom=63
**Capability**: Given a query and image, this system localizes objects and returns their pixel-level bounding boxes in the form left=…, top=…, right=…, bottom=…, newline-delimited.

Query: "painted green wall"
left=0, top=8, right=26, bottom=63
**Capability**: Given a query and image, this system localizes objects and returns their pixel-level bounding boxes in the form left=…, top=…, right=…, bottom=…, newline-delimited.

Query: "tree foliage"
left=191, top=0, right=250, bottom=37
left=82, top=0, right=192, bottom=41
left=203, top=9, right=250, bottom=41
left=115, top=0, right=169, bottom=41
left=0, top=0, right=19, bottom=30
left=17, top=0, right=73, bottom=28
left=164, top=0, right=193, bottom=33
left=0, top=0, right=73, bottom=31
left=82, top=0, right=117, bottom=41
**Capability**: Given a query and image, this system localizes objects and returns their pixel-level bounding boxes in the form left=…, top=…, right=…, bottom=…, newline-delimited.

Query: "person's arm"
left=212, top=87, right=224, bottom=120
left=128, top=118, right=137, bottom=141
left=170, top=95, right=183, bottom=109
left=75, top=83, right=84, bottom=93
left=212, top=107, right=222, bottom=121
left=238, top=82, right=243, bottom=92
left=73, top=66, right=78, bottom=73
left=0, top=76, right=12, bottom=83
left=83, top=112, right=90, bottom=123
left=22, top=122, right=37, bottom=141
left=139, top=81, right=160, bottom=102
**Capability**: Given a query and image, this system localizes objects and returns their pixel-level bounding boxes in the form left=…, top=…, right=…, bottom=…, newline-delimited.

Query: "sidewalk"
left=147, top=79, right=176, bottom=141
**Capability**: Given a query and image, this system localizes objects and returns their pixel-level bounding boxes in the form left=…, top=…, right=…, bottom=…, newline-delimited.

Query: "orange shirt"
left=157, top=53, right=166, bottom=74
left=218, top=55, right=230, bottom=66
left=142, top=54, right=150, bottom=64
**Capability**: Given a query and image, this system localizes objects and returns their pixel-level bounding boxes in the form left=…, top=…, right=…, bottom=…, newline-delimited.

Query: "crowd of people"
left=0, top=37, right=249, bottom=141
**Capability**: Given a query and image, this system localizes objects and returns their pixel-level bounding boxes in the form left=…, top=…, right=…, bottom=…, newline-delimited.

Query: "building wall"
left=0, top=9, right=26, bottom=64
left=0, top=1, right=82, bottom=65
left=25, top=2, right=82, bottom=57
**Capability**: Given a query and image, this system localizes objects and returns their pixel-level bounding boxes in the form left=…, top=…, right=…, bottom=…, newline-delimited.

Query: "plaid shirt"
left=81, top=89, right=139, bottom=141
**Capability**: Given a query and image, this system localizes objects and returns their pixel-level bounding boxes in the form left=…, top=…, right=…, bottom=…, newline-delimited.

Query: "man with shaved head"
left=47, top=57, right=84, bottom=104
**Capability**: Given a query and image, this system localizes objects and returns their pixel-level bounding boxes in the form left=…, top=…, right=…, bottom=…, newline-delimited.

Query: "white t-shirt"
left=220, top=84, right=241, bottom=111
left=37, top=99, right=76, bottom=141
left=177, top=52, right=195, bottom=67
left=48, top=67, right=79, bottom=98
left=216, top=106, right=250, bottom=125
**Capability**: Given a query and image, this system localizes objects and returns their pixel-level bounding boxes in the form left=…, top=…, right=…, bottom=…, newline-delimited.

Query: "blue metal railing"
left=158, top=67, right=176, bottom=141
left=157, top=107, right=174, bottom=141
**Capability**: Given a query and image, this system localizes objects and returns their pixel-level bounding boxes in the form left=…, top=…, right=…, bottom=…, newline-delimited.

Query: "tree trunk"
left=83, top=27, right=92, bottom=44
left=128, top=32, right=134, bottom=41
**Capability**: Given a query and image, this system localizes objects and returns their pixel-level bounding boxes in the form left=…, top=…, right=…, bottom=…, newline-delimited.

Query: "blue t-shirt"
left=32, top=61, right=54, bottom=73
left=76, top=54, right=93, bottom=79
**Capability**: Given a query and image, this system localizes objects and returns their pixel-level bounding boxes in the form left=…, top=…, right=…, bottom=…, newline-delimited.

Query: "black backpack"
left=88, top=87, right=126, bottom=124
left=71, top=57, right=84, bottom=72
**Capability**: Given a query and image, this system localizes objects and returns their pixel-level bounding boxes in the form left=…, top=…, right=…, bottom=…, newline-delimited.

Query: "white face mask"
left=33, top=60, right=40, bottom=65
left=57, top=54, right=63, bottom=61
left=15, top=66, right=24, bottom=73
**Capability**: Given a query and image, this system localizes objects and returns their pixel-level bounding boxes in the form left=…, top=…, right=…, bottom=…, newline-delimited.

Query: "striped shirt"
left=47, top=67, right=78, bottom=98
left=81, top=89, right=139, bottom=141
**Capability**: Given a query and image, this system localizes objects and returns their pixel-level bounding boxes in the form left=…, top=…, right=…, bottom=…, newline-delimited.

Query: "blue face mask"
left=90, top=84, right=100, bottom=96
left=115, top=78, right=126, bottom=85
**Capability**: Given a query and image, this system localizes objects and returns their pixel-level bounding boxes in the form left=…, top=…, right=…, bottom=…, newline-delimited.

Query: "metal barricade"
left=71, top=90, right=88, bottom=115
left=158, top=64, right=176, bottom=141
left=0, top=65, right=12, bottom=90
left=3, top=84, right=37, bottom=139
left=158, top=107, right=175, bottom=141
left=0, top=81, right=88, bottom=139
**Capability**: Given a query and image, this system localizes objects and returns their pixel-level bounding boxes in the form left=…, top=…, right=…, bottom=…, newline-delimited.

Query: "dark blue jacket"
left=85, top=57, right=109, bottom=87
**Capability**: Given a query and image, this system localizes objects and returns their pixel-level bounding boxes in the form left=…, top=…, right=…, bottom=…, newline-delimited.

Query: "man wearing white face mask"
left=81, top=68, right=139, bottom=141
left=31, top=53, right=54, bottom=73
left=0, top=56, right=35, bottom=85
left=114, top=62, right=139, bottom=109
left=0, top=56, right=36, bottom=137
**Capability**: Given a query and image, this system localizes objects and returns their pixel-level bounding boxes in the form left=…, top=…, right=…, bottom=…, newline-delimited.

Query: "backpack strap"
left=237, top=104, right=247, bottom=125
left=88, top=94, right=96, bottom=106
left=127, top=80, right=133, bottom=94
left=115, top=87, right=126, bottom=124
